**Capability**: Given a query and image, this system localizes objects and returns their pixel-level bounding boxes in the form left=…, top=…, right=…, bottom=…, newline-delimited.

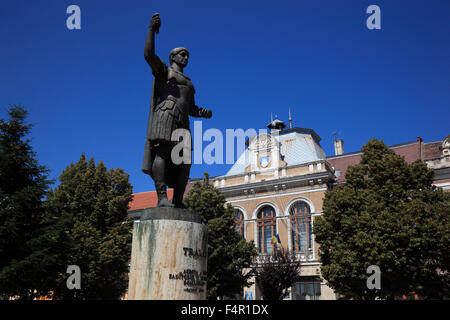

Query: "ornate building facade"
left=128, top=119, right=450, bottom=300
left=211, top=120, right=335, bottom=300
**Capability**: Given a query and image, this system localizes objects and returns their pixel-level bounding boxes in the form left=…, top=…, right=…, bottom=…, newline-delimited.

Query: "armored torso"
left=150, top=67, right=195, bottom=142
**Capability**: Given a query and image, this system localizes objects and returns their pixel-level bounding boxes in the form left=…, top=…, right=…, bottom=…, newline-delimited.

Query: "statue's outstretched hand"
left=150, top=13, right=161, bottom=34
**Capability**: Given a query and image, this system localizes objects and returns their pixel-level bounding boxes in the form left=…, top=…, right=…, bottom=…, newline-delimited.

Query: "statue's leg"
left=172, top=163, right=191, bottom=208
left=152, top=143, right=174, bottom=207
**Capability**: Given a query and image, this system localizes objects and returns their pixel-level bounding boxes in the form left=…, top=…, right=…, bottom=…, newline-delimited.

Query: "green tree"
left=253, top=247, right=302, bottom=300
left=45, top=154, right=134, bottom=299
left=0, top=106, right=53, bottom=299
left=314, top=138, right=449, bottom=299
left=184, top=173, right=258, bottom=300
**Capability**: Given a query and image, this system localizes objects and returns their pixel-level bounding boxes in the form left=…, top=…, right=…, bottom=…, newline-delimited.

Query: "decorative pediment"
left=249, top=133, right=275, bottom=151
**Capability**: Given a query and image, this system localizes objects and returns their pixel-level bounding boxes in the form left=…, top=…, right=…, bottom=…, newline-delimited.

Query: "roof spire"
left=289, top=108, right=292, bottom=129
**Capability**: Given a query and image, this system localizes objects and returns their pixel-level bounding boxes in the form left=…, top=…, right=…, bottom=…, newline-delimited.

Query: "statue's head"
left=169, top=47, right=189, bottom=68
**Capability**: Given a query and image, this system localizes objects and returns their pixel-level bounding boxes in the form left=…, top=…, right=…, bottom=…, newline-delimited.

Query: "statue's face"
left=173, top=51, right=189, bottom=67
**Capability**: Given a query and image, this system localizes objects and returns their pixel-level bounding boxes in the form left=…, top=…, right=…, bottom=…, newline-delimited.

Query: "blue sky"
left=1, top=0, right=449, bottom=193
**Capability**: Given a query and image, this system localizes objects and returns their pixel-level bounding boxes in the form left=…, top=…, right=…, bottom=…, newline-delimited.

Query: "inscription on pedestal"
left=167, top=247, right=207, bottom=293
left=183, top=247, right=207, bottom=259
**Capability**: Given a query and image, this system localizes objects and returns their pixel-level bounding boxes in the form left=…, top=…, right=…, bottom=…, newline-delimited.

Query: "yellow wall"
left=229, top=186, right=327, bottom=254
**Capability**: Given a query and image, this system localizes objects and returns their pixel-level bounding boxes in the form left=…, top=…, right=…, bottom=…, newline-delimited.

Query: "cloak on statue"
left=142, top=76, right=159, bottom=179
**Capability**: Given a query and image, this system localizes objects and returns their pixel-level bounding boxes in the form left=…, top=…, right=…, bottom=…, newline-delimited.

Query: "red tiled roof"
left=128, top=181, right=196, bottom=212
left=128, top=189, right=173, bottom=212
left=327, top=154, right=362, bottom=183
left=327, top=142, right=421, bottom=183
left=392, top=142, right=422, bottom=163
left=424, top=141, right=441, bottom=160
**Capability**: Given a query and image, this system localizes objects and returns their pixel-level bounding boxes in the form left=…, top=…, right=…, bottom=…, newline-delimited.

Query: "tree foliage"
left=0, top=106, right=53, bottom=299
left=253, top=247, right=302, bottom=300
left=45, top=154, right=134, bottom=299
left=314, top=138, right=449, bottom=299
left=184, top=173, right=258, bottom=300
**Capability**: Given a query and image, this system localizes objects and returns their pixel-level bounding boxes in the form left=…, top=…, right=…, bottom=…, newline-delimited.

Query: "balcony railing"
left=253, top=249, right=315, bottom=265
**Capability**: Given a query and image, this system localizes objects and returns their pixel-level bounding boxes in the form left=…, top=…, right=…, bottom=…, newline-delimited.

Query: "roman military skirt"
left=149, top=97, right=188, bottom=143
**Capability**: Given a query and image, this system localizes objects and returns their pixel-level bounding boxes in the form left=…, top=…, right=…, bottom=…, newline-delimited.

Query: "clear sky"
left=1, top=0, right=449, bottom=193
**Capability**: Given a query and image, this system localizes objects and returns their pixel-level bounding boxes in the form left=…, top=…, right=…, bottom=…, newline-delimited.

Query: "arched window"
left=290, top=201, right=312, bottom=252
left=234, top=208, right=245, bottom=238
left=257, top=206, right=276, bottom=253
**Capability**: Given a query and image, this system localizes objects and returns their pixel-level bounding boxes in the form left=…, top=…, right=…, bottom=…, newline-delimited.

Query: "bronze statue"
left=142, top=13, right=212, bottom=208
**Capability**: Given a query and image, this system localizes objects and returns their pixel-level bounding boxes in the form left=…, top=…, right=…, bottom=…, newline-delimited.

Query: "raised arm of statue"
left=144, top=13, right=166, bottom=77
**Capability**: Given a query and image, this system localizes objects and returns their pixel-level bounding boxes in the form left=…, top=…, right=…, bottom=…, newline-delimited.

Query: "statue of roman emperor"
left=142, top=13, right=212, bottom=208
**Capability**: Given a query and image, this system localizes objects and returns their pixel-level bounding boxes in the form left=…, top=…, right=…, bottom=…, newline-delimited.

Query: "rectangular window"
left=264, top=226, right=272, bottom=253
left=292, top=277, right=321, bottom=300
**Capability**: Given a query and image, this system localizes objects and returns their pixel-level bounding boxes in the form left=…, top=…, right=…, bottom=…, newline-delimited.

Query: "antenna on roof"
left=332, top=131, right=344, bottom=155
left=331, top=131, right=340, bottom=141
left=270, top=112, right=273, bottom=122
left=288, top=108, right=292, bottom=129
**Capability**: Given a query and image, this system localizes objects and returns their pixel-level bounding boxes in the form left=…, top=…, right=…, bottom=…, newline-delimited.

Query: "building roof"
left=128, top=189, right=174, bottom=212
left=128, top=181, right=195, bottom=212
left=280, top=131, right=326, bottom=165
left=327, top=140, right=422, bottom=182
left=424, top=141, right=442, bottom=159
left=225, top=128, right=326, bottom=177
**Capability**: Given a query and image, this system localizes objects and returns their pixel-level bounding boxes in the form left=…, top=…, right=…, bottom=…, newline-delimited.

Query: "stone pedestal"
left=127, top=207, right=208, bottom=300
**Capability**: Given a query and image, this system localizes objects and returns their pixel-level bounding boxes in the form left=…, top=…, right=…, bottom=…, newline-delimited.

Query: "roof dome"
left=267, top=116, right=286, bottom=131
